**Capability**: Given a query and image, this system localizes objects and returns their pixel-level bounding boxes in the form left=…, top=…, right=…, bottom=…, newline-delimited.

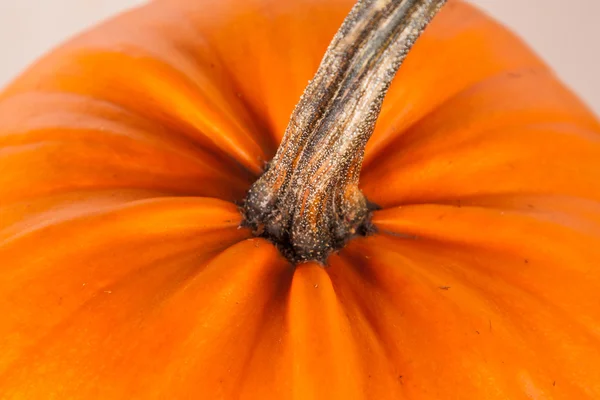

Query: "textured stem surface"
left=243, top=0, right=447, bottom=264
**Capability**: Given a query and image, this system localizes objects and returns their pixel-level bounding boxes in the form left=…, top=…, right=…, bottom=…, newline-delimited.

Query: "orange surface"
left=1, top=0, right=600, bottom=398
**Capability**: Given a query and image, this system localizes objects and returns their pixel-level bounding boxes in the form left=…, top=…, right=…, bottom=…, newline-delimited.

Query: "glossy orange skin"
left=1, top=0, right=600, bottom=398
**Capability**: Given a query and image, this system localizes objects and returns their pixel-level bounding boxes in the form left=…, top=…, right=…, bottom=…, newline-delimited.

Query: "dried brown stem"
left=243, top=0, right=447, bottom=264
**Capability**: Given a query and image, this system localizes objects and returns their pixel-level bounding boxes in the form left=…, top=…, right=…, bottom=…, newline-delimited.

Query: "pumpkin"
left=1, top=0, right=600, bottom=398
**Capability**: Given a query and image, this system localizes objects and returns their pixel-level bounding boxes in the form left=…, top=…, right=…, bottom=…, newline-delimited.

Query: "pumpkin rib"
left=20, top=50, right=267, bottom=175
left=0, top=189, right=170, bottom=242
left=385, top=236, right=600, bottom=398
left=381, top=240, right=600, bottom=343
left=141, top=1, right=282, bottom=154
left=0, top=200, right=242, bottom=256
left=0, top=187, right=169, bottom=227
left=374, top=192, right=600, bottom=216
left=1, top=126, right=252, bottom=193
left=369, top=235, right=600, bottom=343
left=0, top=127, right=251, bottom=187
left=365, top=65, right=551, bottom=168
left=373, top=203, right=600, bottom=252
left=159, top=0, right=357, bottom=144
left=0, top=90, right=256, bottom=202
left=0, top=197, right=246, bottom=272
left=3, top=53, right=268, bottom=177
left=125, top=238, right=289, bottom=399
left=0, top=136, right=252, bottom=203
left=345, top=237, right=599, bottom=398
left=0, top=239, right=291, bottom=399
left=381, top=194, right=600, bottom=239
left=362, top=121, right=600, bottom=208
left=327, top=255, right=407, bottom=398
left=372, top=205, right=600, bottom=333
left=1, top=4, right=275, bottom=171
left=232, top=258, right=294, bottom=398
left=365, top=69, right=600, bottom=178
left=0, top=198, right=251, bottom=391
left=140, top=0, right=281, bottom=156
left=338, top=244, right=495, bottom=378
left=338, top=239, right=541, bottom=398
left=285, top=263, right=368, bottom=399
left=0, top=248, right=219, bottom=376
left=362, top=0, right=553, bottom=167
left=0, top=91, right=256, bottom=181
left=204, top=45, right=281, bottom=157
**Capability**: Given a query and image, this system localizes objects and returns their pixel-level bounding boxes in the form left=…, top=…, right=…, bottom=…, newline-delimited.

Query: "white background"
left=1, top=0, right=598, bottom=115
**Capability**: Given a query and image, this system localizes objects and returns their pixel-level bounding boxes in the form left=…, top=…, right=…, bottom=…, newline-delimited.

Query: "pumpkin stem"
left=243, top=0, right=446, bottom=264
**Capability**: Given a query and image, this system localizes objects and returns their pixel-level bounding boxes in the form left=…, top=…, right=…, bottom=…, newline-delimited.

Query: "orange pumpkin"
left=1, top=0, right=600, bottom=398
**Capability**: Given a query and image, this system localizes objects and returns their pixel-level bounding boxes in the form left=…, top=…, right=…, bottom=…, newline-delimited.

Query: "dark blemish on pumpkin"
left=456, top=200, right=462, bottom=208
left=553, top=381, right=556, bottom=387
left=527, top=204, right=534, bottom=209
left=524, top=259, right=529, bottom=264
left=225, top=220, right=232, bottom=223
left=489, top=320, right=493, bottom=332
left=367, top=200, right=383, bottom=212
left=475, top=330, right=480, bottom=334
left=439, top=286, right=450, bottom=290
left=398, top=375, right=404, bottom=384
left=437, top=214, right=446, bottom=220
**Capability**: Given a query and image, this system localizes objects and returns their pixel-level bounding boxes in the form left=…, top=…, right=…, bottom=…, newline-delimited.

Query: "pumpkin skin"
left=1, top=0, right=600, bottom=398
